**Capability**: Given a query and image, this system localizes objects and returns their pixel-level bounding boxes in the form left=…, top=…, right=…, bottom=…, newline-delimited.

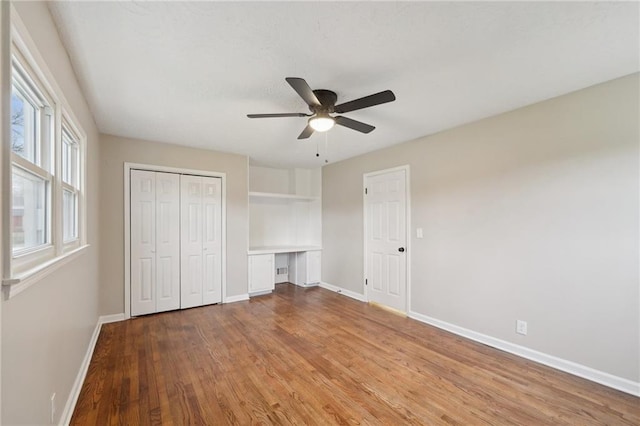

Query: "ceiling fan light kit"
left=247, top=77, right=396, bottom=140
left=309, top=113, right=335, bottom=132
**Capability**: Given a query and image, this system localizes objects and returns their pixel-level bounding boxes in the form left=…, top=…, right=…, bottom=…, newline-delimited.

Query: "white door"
left=365, top=169, right=408, bottom=312
left=131, top=170, right=156, bottom=316
left=155, top=172, right=181, bottom=312
left=131, top=170, right=180, bottom=316
left=181, top=175, right=222, bottom=308
left=202, top=177, right=222, bottom=305
left=181, top=175, right=204, bottom=308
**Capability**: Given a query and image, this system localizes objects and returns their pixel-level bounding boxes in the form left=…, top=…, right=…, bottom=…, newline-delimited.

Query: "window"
left=10, top=62, right=53, bottom=256
left=61, top=124, right=80, bottom=242
left=4, top=30, right=87, bottom=294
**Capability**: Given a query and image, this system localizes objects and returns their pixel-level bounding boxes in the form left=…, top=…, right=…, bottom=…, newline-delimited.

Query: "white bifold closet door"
left=131, top=170, right=181, bottom=316
left=180, top=175, right=222, bottom=309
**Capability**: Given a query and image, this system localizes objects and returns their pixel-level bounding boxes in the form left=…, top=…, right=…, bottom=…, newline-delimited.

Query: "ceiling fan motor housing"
left=311, top=89, right=337, bottom=113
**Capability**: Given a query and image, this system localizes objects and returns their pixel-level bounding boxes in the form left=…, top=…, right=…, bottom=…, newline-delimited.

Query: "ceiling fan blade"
left=335, top=116, right=375, bottom=134
left=286, top=77, right=321, bottom=107
left=247, top=113, right=309, bottom=118
left=334, top=90, right=396, bottom=114
left=298, top=124, right=315, bottom=139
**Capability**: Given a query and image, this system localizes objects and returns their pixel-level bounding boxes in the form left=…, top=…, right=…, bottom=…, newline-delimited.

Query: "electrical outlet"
left=516, top=320, right=528, bottom=335
left=50, top=392, right=56, bottom=423
left=416, top=228, right=423, bottom=239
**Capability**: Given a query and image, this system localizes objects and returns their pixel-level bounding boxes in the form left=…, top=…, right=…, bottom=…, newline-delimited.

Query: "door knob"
left=398, top=247, right=405, bottom=252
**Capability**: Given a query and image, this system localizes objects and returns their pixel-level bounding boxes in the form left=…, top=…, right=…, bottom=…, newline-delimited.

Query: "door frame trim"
left=124, top=162, right=227, bottom=319
left=363, top=165, right=411, bottom=313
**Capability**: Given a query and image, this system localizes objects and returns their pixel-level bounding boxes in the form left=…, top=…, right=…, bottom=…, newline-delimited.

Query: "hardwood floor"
left=72, top=284, right=639, bottom=425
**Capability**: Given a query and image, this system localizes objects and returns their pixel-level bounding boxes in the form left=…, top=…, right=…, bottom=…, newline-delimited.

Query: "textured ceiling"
left=49, top=2, right=639, bottom=168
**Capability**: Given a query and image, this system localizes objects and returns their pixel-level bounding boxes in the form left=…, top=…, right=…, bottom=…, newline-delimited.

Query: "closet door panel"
left=202, top=177, right=222, bottom=305
left=181, top=175, right=204, bottom=308
left=155, top=172, right=181, bottom=312
left=186, top=254, right=202, bottom=296
left=131, top=170, right=157, bottom=316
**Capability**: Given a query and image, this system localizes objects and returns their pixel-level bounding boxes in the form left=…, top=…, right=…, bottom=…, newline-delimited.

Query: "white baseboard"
left=99, top=313, right=126, bottom=324
left=408, top=310, right=640, bottom=397
left=224, top=293, right=249, bottom=303
left=249, top=290, right=273, bottom=297
left=59, top=313, right=126, bottom=425
left=319, top=281, right=367, bottom=302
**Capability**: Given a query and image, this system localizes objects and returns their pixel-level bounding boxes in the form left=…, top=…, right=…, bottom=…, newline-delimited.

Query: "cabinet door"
left=249, top=254, right=274, bottom=293
left=293, top=252, right=306, bottom=286
left=307, top=251, right=321, bottom=284
left=131, top=170, right=156, bottom=316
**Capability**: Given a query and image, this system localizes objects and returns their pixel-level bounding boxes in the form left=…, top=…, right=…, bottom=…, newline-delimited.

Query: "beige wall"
left=322, top=73, right=639, bottom=382
left=2, top=2, right=101, bottom=424
left=99, top=134, right=248, bottom=315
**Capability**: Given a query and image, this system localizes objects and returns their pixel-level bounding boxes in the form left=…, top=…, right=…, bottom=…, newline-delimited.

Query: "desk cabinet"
left=248, top=254, right=275, bottom=294
left=291, top=250, right=321, bottom=287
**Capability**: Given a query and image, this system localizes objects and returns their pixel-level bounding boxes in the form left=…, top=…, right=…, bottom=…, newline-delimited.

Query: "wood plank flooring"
left=72, top=284, right=639, bottom=425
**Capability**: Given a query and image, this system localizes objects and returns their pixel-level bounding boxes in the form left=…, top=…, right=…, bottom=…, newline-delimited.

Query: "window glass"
left=62, top=189, right=77, bottom=242
left=62, top=124, right=80, bottom=243
left=62, top=129, right=78, bottom=186
left=11, top=87, right=38, bottom=163
left=12, top=167, right=47, bottom=252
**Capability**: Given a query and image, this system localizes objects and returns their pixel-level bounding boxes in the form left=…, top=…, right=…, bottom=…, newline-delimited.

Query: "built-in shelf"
left=249, top=191, right=319, bottom=202
left=249, top=166, right=321, bottom=252
left=248, top=245, right=322, bottom=255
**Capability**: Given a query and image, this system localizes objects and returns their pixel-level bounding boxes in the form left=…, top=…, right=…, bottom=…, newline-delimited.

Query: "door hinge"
left=365, top=188, right=368, bottom=195
left=365, top=278, right=368, bottom=285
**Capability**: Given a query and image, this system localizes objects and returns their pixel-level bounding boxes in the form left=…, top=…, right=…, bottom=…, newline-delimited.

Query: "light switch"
left=416, top=228, right=423, bottom=239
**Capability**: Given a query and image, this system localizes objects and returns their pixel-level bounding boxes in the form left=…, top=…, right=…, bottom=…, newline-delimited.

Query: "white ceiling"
left=48, top=1, right=639, bottom=168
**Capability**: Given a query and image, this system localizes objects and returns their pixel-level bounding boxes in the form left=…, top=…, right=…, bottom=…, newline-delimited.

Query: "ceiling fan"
left=247, top=77, right=396, bottom=140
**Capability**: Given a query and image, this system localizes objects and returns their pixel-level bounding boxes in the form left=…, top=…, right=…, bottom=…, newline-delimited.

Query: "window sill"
left=2, top=244, right=90, bottom=300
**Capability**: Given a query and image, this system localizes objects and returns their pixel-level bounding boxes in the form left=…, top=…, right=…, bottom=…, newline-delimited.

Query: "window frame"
left=9, top=48, right=56, bottom=272
left=2, top=12, right=88, bottom=299
left=60, top=115, right=83, bottom=248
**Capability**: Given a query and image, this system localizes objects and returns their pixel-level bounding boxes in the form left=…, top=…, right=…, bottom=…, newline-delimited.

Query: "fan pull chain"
left=324, top=132, right=329, bottom=164
left=316, top=139, right=319, bottom=157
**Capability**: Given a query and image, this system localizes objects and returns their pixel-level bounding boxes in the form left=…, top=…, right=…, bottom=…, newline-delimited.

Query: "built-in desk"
left=248, top=246, right=322, bottom=255
left=248, top=247, right=322, bottom=295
